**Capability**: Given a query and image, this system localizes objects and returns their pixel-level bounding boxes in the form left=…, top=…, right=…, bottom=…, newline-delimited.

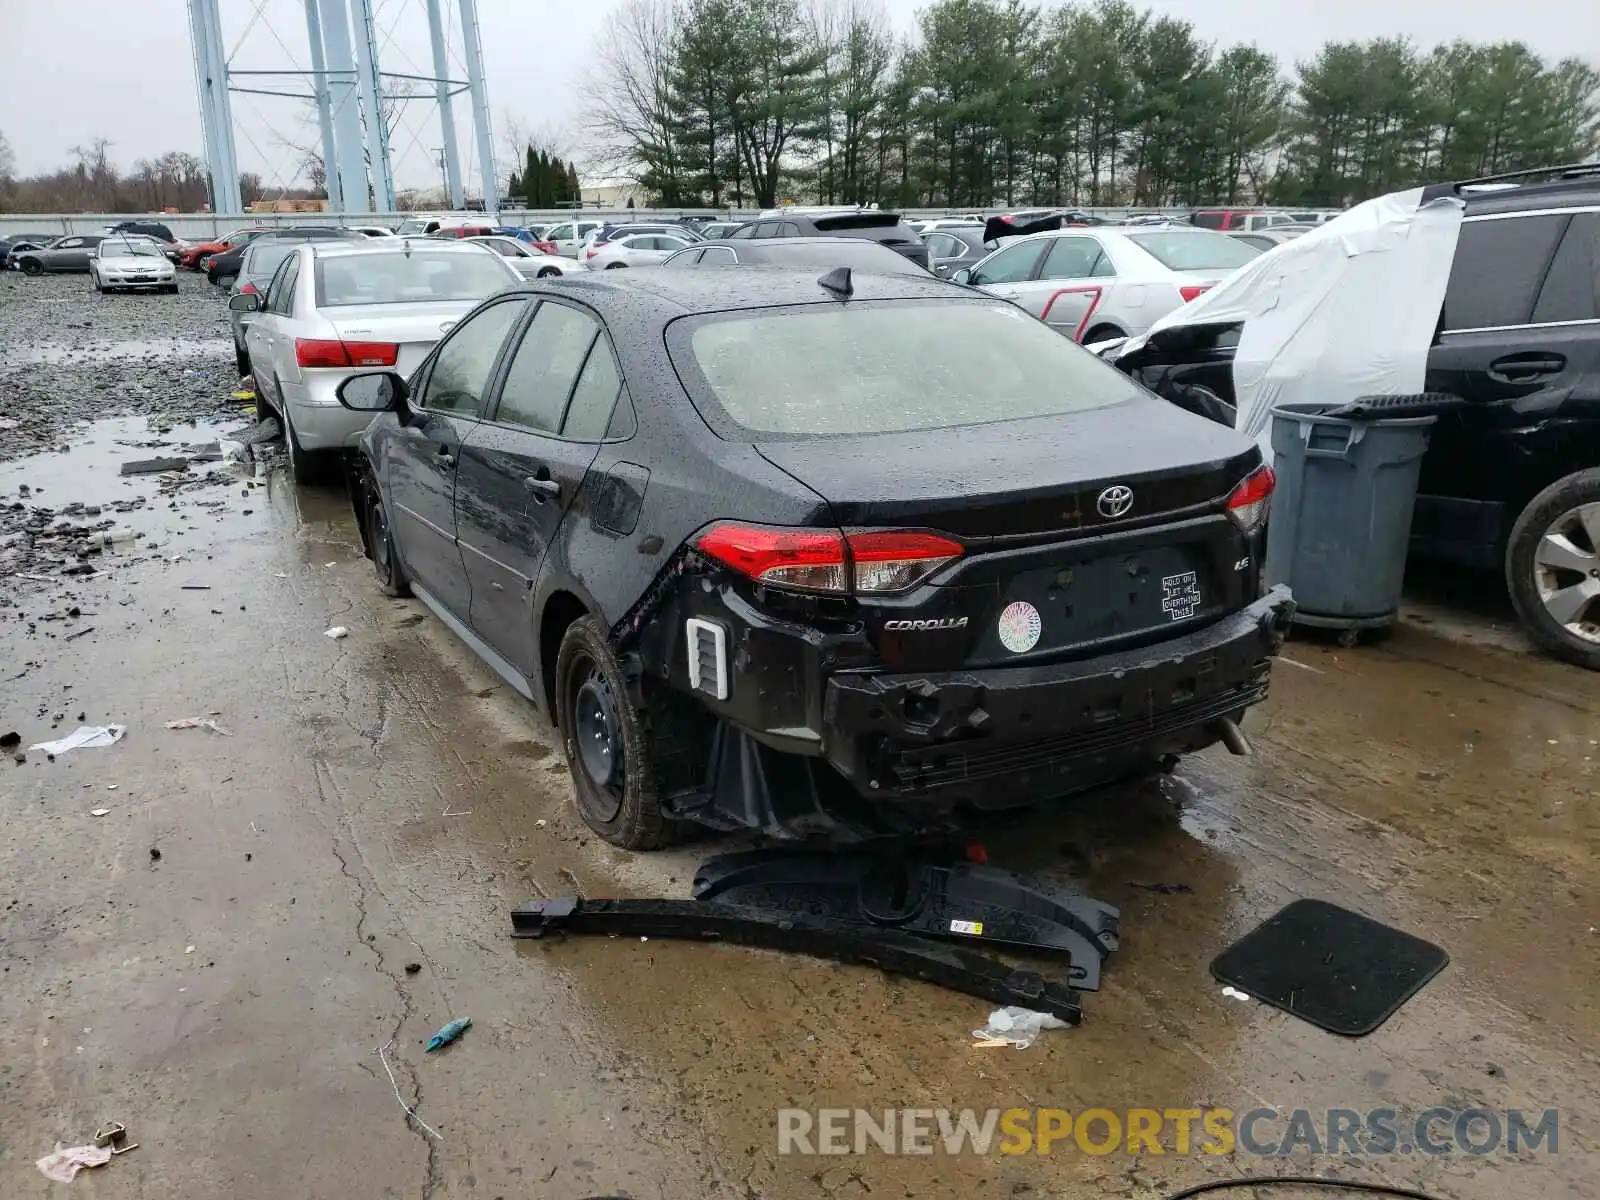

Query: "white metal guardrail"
left=1, top=207, right=1191, bottom=240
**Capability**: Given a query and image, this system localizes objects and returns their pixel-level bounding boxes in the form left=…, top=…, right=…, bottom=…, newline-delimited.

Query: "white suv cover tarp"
left=1125, top=187, right=1466, bottom=461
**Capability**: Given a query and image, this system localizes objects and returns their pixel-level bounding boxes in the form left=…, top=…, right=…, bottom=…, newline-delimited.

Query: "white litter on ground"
left=324, top=626, right=349, bottom=640
left=165, top=717, right=232, bottom=736
left=971, top=1006, right=1068, bottom=1049
left=1220, top=986, right=1253, bottom=1002
left=29, top=725, right=127, bottom=756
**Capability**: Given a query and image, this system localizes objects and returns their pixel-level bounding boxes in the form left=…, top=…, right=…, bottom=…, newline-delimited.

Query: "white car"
left=952, top=226, right=1260, bottom=343
left=541, top=218, right=605, bottom=258
left=228, top=239, right=522, bottom=482
left=583, top=232, right=694, bottom=269
left=464, top=235, right=575, bottom=279
left=351, top=225, right=396, bottom=238
left=89, top=236, right=178, bottom=293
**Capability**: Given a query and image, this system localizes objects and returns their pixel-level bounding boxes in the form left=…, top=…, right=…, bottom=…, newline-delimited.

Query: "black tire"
left=1505, top=468, right=1600, bottom=671
left=604, top=261, right=627, bottom=269
left=277, top=382, right=334, bottom=486
left=365, top=474, right=411, bottom=598
left=1082, top=322, right=1125, bottom=344
left=19, top=259, right=42, bottom=276
left=90, top=270, right=104, bottom=294
left=536, top=266, right=560, bottom=278
left=554, top=616, right=679, bottom=849
left=165, top=284, right=180, bottom=295
left=235, top=341, right=251, bottom=378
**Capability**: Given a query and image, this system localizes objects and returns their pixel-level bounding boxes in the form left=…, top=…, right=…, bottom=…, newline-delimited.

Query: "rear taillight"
left=585, top=246, right=599, bottom=259
left=1226, top=465, right=1275, bottom=532
left=1179, top=284, right=1211, bottom=303
left=534, top=240, right=557, bottom=254
left=294, top=338, right=399, bottom=369
left=238, top=281, right=258, bottom=295
left=693, top=523, right=962, bottom=595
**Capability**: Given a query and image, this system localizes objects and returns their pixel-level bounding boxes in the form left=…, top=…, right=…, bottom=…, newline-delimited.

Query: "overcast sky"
left=1, top=0, right=1595, bottom=192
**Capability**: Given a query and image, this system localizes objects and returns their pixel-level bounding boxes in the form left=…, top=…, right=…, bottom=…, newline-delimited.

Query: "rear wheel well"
left=540, top=591, right=590, bottom=716
left=1084, top=322, right=1126, bottom=343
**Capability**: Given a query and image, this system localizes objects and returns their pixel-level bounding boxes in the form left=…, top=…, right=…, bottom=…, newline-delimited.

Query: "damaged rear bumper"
left=820, top=585, right=1295, bottom=804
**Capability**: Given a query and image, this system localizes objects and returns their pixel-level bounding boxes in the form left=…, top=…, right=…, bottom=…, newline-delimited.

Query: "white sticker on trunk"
left=1161, top=571, right=1201, bottom=621
left=997, top=601, right=1042, bottom=653
left=950, top=919, right=984, bottom=935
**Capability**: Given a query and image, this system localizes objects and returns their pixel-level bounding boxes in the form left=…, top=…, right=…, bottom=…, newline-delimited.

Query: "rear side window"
left=676, top=300, right=1142, bottom=439
left=495, top=302, right=600, bottom=434
left=1530, top=214, right=1597, bottom=324
left=1126, top=232, right=1259, bottom=271
left=1444, top=214, right=1569, bottom=330
left=1190, top=212, right=1224, bottom=230
left=1039, top=236, right=1114, bottom=280
left=561, top=338, right=624, bottom=440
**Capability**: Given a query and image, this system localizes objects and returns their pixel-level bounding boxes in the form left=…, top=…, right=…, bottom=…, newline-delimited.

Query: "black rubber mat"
left=1210, top=899, right=1448, bottom=1036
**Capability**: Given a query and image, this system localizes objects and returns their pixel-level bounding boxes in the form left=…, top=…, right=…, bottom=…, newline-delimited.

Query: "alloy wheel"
left=1532, top=502, right=1600, bottom=644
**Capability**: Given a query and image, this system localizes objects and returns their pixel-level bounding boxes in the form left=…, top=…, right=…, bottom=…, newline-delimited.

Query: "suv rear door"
left=1417, top=207, right=1600, bottom=566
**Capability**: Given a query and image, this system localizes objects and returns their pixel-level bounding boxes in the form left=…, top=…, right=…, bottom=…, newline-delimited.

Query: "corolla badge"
left=1096, top=484, right=1134, bottom=519
left=884, top=617, right=969, bottom=631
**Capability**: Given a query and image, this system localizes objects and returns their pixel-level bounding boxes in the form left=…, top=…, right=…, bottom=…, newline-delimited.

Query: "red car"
left=179, top=227, right=272, bottom=270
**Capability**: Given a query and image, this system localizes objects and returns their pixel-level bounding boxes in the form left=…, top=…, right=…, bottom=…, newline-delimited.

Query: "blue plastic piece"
left=424, top=1017, right=471, bottom=1052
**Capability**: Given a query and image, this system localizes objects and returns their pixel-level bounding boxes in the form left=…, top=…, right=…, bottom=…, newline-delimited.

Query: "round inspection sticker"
left=996, top=601, right=1042, bottom=654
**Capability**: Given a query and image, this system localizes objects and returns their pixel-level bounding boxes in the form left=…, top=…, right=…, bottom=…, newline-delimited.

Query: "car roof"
left=520, top=266, right=961, bottom=319
left=1462, top=176, right=1600, bottom=217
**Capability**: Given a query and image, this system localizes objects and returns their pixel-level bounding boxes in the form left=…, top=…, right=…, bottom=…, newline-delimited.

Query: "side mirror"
left=951, top=267, right=973, bottom=285
left=227, top=292, right=262, bottom=312
left=337, top=372, right=408, bottom=412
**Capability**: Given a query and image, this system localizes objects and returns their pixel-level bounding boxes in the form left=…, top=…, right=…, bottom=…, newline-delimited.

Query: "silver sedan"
left=89, top=237, right=178, bottom=293
left=464, top=235, right=576, bottom=279
left=583, top=232, right=695, bottom=270
left=229, top=239, right=522, bottom=483
left=952, top=226, right=1260, bottom=343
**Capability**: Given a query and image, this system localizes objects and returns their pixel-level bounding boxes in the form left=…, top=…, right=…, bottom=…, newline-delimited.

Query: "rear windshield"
left=245, top=243, right=297, bottom=277
left=812, top=213, right=902, bottom=232
left=678, top=301, right=1141, bottom=438
left=756, top=241, right=924, bottom=274
left=1126, top=231, right=1259, bottom=271
left=314, top=250, right=513, bottom=306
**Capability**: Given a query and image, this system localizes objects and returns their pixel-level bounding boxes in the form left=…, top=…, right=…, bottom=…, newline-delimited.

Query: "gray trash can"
left=1265, top=401, right=1436, bottom=640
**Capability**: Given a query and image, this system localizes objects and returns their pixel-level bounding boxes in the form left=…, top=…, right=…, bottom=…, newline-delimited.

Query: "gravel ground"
left=0, top=267, right=270, bottom=584
left=0, top=269, right=241, bottom=462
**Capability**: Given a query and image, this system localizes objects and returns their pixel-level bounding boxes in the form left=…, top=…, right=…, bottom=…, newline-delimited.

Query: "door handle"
left=524, top=475, right=560, bottom=501
left=1488, top=353, right=1565, bottom=382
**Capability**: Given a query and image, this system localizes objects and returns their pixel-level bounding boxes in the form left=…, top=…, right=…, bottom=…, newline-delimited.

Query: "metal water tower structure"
left=185, top=0, right=499, bottom=216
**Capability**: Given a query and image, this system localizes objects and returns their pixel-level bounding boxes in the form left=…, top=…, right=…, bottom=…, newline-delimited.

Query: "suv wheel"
left=235, top=341, right=250, bottom=378
left=1506, top=468, right=1600, bottom=670
left=19, top=259, right=42, bottom=276
left=554, top=616, right=679, bottom=849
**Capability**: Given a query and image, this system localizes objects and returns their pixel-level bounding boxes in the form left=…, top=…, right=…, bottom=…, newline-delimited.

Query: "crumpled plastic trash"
left=36, top=1143, right=112, bottom=1181
left=29, top=725, right=127, bottom=757
left=971, top=1006, right=1068, bottom=1049
left=425, top=1017, right=471, bottom=1051
left=165, top=717, right=232, bottom=736
left=1220, top=985, right=1253, bottom=1002
left=324, top=626, right=349, bottom=640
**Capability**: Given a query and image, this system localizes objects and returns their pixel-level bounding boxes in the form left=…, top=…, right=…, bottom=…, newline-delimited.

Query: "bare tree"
left=583, top=0, right=682, bottom=190
left=0, top=129, right=15, bottom=183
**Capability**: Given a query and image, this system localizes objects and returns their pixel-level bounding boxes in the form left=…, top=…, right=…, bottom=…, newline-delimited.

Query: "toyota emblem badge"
left=1097, top=484, right=1134, bottom=518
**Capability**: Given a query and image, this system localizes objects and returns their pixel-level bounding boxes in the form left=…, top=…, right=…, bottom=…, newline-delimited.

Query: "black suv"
left=109, top=220, right=178, bottom=243
left=1118, top=165, right=1600, bottom=669
left=728, top=211, right=930, bottom=270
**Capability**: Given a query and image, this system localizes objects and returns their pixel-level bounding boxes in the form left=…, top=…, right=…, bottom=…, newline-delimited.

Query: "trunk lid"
left=324, top=300, right=480, bottom=375
left=755, top=400, right=1261, bottom=668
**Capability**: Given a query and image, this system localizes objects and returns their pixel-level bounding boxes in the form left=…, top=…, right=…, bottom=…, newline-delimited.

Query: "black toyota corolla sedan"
left=336, top=267, right=1294, bottom=848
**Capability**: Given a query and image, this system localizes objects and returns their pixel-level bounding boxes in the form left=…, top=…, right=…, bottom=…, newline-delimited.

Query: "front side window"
left=676, top=300, right=1141, bottom=439
left=663, top=248, right=703, bottom=267
left=421, top=299, right=529, bottom=416
left=495, top=303, right=600, bottom=434
left=970, top=240, right=1045, bottom=285
left=699, top=246, right=737, bottom=265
